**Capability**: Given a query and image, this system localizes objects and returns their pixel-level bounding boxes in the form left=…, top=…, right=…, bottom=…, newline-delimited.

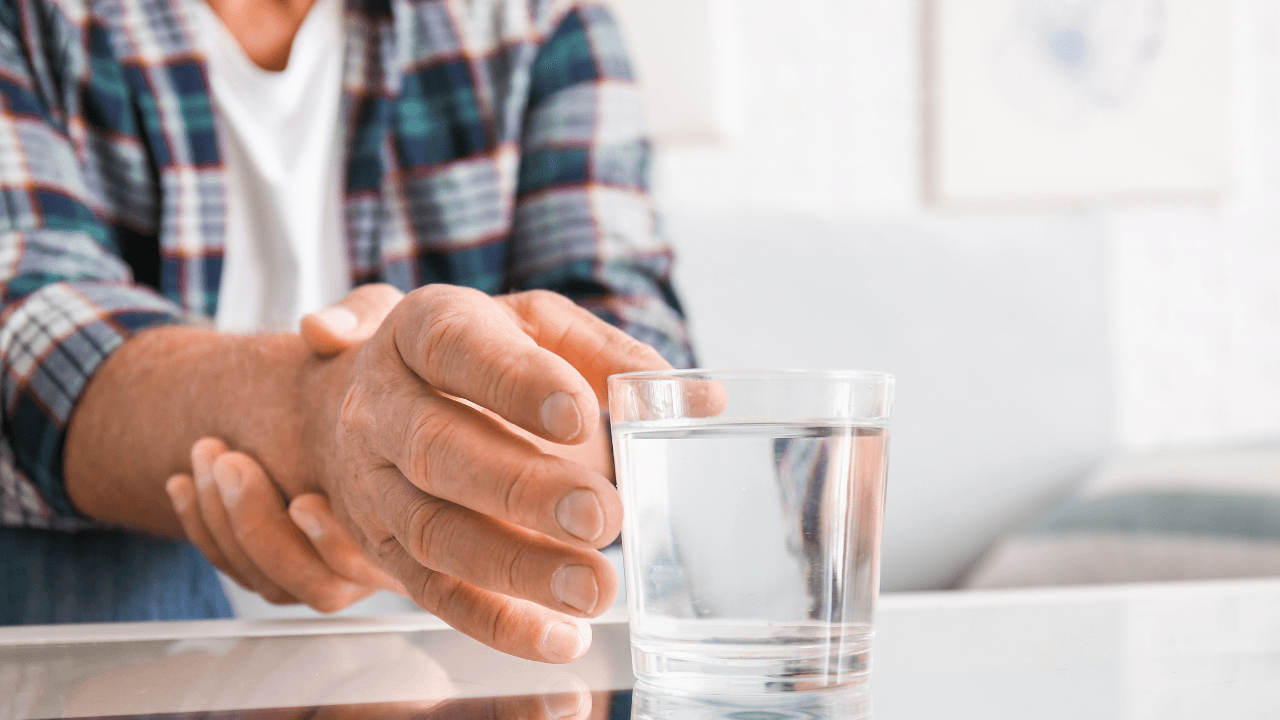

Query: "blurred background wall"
left=607, top=0, right=1280, bottom=590
left=224, top=0, right=1280, bottom=615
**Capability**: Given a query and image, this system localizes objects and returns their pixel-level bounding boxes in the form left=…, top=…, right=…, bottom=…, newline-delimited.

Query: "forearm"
left=63, top=325, right=346, bottom=537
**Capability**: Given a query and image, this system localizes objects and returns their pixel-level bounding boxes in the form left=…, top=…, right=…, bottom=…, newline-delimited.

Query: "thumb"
left=300, top=283, right=406, bottom=357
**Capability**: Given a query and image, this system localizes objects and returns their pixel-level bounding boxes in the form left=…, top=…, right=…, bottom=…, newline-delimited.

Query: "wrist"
left=293, top=341, right=360, bottom=498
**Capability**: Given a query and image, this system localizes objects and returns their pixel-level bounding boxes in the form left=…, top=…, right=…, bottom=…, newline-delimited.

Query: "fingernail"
left=165, top=478, right=189, bottom=509
left=213, top=461, right=243, bottom=506
left=543, top=622, right=587, bottom=661
left=193, top=463, right=212, bottom=491
left=556, top=489, right=603, bottom=543
left=293, top=510, right=323, bottom=541
left=540, top=391, right=582, bottom=442
left=313, top=306, right=359, bottom=333
left=541, top=679, right=585, bottom=718
left=552, top=565, right=599, bottom=614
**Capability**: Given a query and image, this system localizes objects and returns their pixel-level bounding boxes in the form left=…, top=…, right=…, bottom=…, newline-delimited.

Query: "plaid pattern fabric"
left=0, top=0, right=694, bottom=529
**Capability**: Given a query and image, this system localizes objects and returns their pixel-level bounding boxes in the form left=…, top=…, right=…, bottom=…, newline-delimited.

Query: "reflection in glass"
left=630, top=683, right=872, bottom=720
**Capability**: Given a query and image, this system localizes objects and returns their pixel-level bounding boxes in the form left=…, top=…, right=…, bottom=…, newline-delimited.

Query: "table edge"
left=9, top=578, right=1280, bottom=647
left=0, top=607, right=632, bottom=646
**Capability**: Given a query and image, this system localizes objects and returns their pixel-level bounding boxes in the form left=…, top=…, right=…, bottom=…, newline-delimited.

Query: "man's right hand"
left=293, top=285, right=669, bottom=662
left=67, top=280, right=664, bottom=663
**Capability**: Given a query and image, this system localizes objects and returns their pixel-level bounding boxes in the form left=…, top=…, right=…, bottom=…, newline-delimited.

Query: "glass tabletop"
left=6, top=579, right=1280, bottom=720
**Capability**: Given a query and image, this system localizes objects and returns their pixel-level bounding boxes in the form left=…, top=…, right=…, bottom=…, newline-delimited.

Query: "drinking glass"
left=608, top=370, right=893, bottom=694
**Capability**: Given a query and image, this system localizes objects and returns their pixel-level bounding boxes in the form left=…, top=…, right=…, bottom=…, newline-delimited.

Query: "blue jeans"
left=0, top=526, right=232, bottom=624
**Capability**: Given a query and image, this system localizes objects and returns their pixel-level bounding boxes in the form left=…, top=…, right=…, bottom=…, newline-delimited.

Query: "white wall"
left=651, top=0, right=920, bottom=217
left=648, top=0, right=1280, bottom=449
left=636, top=0, right=1280, bottom=589
left=1109, top=0, right=1280, bottom=449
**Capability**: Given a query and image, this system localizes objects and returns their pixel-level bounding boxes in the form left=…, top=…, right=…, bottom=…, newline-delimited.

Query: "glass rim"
left=608, top=368, right=895, bottom=383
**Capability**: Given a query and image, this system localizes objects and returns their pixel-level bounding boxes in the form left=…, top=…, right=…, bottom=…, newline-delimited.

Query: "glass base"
left=631, top=640, right=871, bottom=695
left=631, top=679, right=873, bottom=719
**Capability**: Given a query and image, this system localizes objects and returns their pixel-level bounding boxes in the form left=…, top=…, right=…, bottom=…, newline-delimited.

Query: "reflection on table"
left=26, top=693, right=626, bottom=720
left=10, top=580, right=1280, bottom=720
left=631, top=683, right=871, bottom=720
left=0, top=617, right=630, bottom=719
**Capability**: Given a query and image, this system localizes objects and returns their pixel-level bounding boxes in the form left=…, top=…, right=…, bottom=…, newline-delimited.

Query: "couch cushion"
left=964, top=445, right=1280, bottom=589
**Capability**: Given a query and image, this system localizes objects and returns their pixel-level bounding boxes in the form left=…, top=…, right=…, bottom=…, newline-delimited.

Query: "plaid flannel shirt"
left=0, top=0, right=694, bottom=531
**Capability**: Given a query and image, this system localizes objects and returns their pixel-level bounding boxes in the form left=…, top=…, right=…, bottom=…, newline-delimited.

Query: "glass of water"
left=608, top=370, right=893, bottom=694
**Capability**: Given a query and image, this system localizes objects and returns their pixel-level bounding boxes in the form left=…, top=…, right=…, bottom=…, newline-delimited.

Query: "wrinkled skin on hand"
left=292, top=285, right=669, bottom=662
left=167, top=285, right=406, bottom=612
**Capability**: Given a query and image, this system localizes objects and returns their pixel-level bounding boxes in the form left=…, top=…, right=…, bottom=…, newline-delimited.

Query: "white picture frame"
left=927, top=0, right=1235, bottom=208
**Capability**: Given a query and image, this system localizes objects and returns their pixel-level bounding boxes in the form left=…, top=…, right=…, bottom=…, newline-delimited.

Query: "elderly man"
left=0, top=0, right=692, bottom=663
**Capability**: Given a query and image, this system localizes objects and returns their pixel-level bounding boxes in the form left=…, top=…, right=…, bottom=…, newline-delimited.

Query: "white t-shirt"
left=192, top=0, right=351, bottom=333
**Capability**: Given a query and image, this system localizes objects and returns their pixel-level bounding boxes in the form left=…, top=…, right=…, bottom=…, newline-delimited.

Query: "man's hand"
left=293, top=285, right=666, bottom=662
left=164, top=285, right=406, bottom=613
left=166, top=286, right=619, bottom=616
left=66, top=282, right=665, bottom=663
left=165, top=437, right=406, bottom=612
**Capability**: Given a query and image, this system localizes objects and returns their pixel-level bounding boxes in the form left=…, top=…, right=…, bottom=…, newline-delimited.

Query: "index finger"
left=498, top=291, right=672, bottom=404
left=388, top=286, right=665, bottom=444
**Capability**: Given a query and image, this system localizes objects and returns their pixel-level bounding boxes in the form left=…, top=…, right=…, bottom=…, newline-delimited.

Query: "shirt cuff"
left=1, top=281, right=185, bottom=530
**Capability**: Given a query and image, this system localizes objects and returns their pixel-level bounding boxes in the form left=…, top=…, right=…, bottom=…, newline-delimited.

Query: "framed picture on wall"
left=926, top=0, right=1234, bottom=208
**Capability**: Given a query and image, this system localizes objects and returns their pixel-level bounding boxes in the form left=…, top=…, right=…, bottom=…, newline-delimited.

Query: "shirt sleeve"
left=0, top=3, right=184, bottom=530
left=507, top=2, right=697, bottom=369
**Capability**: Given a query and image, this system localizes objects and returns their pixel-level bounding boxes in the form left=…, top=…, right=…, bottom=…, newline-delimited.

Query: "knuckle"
left=414, top=282, right=470, bottom=304
left=502, top=289, right=563, bottom=327
left=405, top=406, right=454, bottom=490
left=337, top=386, right=369, bottom=439
left=358, top=282, right=403, bottom=302
left=418, top=569, right=461, bottom=617
left=419, top=308, right=472, bottom=373
left=406, top=283, right=446, bottom=308
left=502, top=543, right=535, bottom=596
left=486, top=599, right=506, bottom=638
left=483, top=350, right=535, bottom=413
left=402, top=496, right=451, bottom=565
left=543, top=288, right=575, bottom=306
left=411, top=284, right=485, bottom=323
left=519, top=289, right=576, bottom=327
left=521, top=288, right=561, bottom=308
left=338, top=382, right=404, bottom=457
left=501, top=458, right=543, bottom=523
left=487, top=600, right=515, bottom=646
left=375, top=532, right=402, bottom=562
